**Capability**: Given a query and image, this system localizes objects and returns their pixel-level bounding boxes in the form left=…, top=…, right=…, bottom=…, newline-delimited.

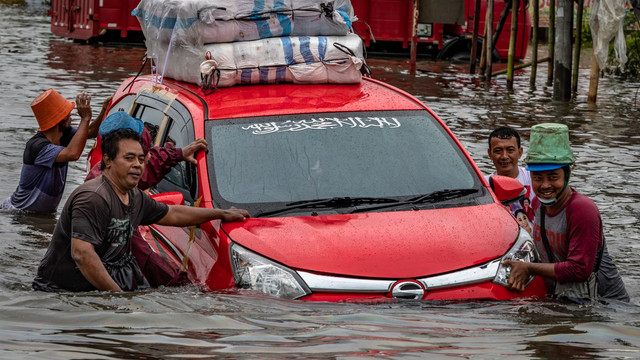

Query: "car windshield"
left=206, top=110, right=485, bottom=215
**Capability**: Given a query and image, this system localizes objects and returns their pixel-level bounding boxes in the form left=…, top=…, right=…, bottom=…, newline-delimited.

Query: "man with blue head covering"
left=98, top=111, right=144, bottom=137
left=86, top=111, right=207, bottom=189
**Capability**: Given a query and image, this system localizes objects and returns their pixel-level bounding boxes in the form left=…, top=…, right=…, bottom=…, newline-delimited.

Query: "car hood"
left=223, top=203, right=519, bottom=279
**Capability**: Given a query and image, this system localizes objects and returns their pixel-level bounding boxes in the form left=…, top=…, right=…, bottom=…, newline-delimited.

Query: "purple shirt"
left=532, top=190, right=600, bottom=283
left=532, top=189, right=629, bottom=301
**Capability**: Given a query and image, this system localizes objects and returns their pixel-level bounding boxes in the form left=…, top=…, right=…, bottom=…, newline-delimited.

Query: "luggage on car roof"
left=133, top=0, right=367, bottom=89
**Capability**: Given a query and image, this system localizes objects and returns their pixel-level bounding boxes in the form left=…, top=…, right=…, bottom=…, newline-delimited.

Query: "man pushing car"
left=501, top=123, right=628, bottom=303
left=33, top=128, right=249, bottom=292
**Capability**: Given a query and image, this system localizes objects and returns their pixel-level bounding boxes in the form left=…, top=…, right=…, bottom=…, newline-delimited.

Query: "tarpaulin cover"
left=589, top=0, right=628, bottom=70
left=153, top=34, right=364, bottom=87
left=133, top=0, right=355, bottom=58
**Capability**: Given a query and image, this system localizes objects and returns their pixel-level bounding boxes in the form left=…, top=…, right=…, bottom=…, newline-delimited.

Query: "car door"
left=129, top=90, right=207, bottom=274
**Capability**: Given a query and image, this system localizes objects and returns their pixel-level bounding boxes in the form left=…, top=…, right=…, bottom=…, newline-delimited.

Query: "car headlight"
left=493, top=228, right=539, bottom=287
left=230, top=243, right=311, bottom=299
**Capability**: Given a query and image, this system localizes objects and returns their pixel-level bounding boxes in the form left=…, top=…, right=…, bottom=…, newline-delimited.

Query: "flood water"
left=1, top=1, right=640, bottom=359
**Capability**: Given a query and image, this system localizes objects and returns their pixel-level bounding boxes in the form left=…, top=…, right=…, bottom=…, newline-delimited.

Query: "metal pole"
left=470, top=0, right=482, bottom=74
left=572, top=0, right=584, bottom=94
left=530, top=0, right=539, bottom=88
left=507, top=0, right=519, bottom=89
left=410, top=0, right=420, bottom=74
left=547, top=0, right=555, bottom=86
left=553, top=0, right=572, bottom=100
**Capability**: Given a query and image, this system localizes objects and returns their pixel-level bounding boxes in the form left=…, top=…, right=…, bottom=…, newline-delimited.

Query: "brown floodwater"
left=1, top=1, right=639, bottom=359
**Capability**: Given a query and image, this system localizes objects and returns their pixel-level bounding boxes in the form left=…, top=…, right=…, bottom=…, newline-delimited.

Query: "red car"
left=91, top=75, right=547, bottom=301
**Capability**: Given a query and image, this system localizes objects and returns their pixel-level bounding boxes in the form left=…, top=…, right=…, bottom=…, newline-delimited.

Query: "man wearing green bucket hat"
left=502, top=123, right=629, bottom=303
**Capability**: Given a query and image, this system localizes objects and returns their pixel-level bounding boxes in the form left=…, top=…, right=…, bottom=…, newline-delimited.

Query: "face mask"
left=539, top=197, right=557, bottom=206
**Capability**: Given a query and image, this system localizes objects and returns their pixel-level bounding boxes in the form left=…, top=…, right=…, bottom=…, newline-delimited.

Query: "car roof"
left=130, top=76, right=428, bottom=121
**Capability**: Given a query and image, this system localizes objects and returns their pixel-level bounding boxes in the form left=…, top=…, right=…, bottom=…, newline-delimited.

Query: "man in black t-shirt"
left=33, top=128, right=249, bottom=292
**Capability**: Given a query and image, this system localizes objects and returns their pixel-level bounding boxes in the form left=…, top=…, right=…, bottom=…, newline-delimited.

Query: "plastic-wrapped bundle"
left=152, top=34, right=365, bottom=88
left=589, top=0, right=628, bottom=70
left=133, top=0, right=355, bottom=55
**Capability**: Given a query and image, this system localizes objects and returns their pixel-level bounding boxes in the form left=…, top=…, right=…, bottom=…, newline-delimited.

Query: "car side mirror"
left=489, top=175, right=526, bottom=206
left=150, top=191, right=185, bottom=206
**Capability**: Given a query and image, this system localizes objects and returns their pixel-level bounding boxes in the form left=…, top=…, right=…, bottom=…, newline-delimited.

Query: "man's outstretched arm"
left=156, top=206, right=249, bottom=227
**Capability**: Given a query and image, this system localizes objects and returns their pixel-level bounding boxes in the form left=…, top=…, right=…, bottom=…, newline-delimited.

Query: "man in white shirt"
left=484, top=126, right=537, bottom=220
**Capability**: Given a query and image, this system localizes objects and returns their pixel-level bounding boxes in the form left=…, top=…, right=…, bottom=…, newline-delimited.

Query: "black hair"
left=100, top=128, right=142, bottom=171
left=488, top=127, right=521, bottom=149
left=514, top=208, right=527, bottom=218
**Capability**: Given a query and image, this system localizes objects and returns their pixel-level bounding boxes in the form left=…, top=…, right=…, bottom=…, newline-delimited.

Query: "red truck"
left=49, top=0, right=530, bottom=60
left=351, top=0, right=531, bottom=60
left=49, top=0, right=142, bottom=42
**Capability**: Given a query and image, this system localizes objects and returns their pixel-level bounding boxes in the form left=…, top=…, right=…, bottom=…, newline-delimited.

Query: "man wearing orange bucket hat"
left=1, top=89, right=106, bottom=212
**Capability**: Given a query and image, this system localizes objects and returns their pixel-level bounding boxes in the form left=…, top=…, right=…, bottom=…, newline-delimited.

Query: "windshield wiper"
left=407, top=188, right=479, bottom=203
left=255, top=197, right=399, bottom=217
left=350, top=188, right=480, bottom=213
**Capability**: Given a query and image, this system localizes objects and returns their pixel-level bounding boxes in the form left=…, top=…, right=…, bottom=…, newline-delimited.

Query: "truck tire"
left=436, top=37, right=499, bottom=62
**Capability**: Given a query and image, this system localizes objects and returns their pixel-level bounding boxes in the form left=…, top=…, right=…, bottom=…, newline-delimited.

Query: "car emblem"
left=390, top=280, right=425, bottom=300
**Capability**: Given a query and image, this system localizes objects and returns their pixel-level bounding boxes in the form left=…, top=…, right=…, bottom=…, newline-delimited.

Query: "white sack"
left=152, top=34, right=365, bottom=87
left=589, top=0, right=628, bottom=70
left=134, top=0, right=355, bottom=57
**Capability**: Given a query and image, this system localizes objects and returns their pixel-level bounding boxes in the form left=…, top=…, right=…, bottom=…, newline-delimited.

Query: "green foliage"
left=580, top=20, right=592, bottom=46
left=579, top=8, right=593, bottom=46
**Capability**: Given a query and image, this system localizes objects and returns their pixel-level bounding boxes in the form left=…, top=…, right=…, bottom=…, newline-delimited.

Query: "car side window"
left=132, top=105, right=165, bottom=144
left=131, top=94, right=197, bottom=206
left=159, top=119, right=192, bottom=198
left=107, top=95, right=135, bottom=117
